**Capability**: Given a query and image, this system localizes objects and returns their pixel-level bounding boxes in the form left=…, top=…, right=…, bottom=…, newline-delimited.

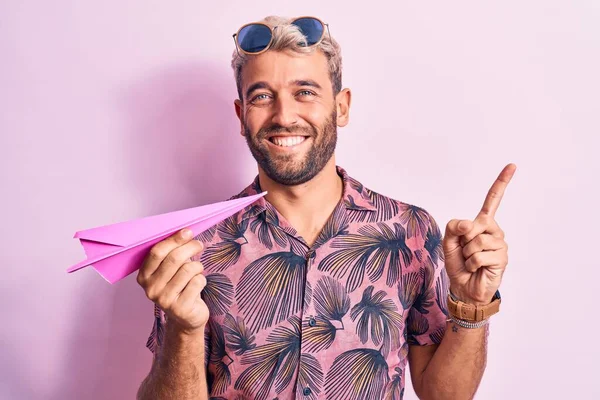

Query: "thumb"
left=443, top=219, right=474, bottom=253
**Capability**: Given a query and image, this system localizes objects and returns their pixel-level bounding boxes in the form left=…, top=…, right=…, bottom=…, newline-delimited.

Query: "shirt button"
left=308, top=317, right=317, bottom=327
left=303, top=387, right=312, bottom=396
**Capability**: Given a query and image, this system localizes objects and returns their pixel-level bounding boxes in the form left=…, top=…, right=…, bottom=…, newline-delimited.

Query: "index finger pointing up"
left=479, top=163, right=517, bottom=218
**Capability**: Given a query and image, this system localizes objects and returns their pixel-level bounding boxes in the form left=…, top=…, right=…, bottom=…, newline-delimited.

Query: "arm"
left=137, top=324, right=208, bottom=400
left=408, top=322, right=488, bottom=400
left=410, top=164, right=515, bottom=399
left=136, top=228, right=211, bottom=400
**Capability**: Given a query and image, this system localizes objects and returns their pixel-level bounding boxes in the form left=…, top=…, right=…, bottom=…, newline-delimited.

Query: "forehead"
left=241, top=50, right=331, bottom=91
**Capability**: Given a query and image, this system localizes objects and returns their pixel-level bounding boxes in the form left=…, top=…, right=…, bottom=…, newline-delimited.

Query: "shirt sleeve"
left=144, top=304, right=212, bottom=372
left=145, top=303, right=166, bottom=358
left=406, top=212, right=450, bottom=346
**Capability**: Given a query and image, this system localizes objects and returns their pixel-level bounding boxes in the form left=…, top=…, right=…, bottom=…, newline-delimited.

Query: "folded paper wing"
left=67, top=192, right=267, bottom=284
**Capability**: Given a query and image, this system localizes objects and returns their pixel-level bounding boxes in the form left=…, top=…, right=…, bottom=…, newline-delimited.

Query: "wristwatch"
left=447, top=290, right=501, bottom=322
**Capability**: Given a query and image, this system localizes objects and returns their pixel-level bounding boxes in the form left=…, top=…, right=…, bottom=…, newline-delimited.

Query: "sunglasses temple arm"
left=232, top=34, right=241, bottom=57
left=325, top=24, right=332, bottom=43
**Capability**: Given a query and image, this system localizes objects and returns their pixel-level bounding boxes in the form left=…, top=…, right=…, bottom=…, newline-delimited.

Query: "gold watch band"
left=446, top=290, right=501, bottom=322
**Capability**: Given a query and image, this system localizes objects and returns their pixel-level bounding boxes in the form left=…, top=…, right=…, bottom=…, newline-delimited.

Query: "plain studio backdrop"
left=1, top=1, right=598, bottom=399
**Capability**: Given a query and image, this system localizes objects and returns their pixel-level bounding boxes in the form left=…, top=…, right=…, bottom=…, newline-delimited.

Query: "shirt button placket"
left=301, top=249, right=316, bottom=399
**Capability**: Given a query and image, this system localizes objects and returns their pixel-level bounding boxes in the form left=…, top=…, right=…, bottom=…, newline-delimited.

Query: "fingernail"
left=181, top=229, right=192, bottom=239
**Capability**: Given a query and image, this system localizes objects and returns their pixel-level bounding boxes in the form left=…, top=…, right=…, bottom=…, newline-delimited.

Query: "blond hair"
left=231, top=16, right=343, bottom=100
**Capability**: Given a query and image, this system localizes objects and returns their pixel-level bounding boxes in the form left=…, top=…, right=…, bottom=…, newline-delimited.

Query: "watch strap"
left=447, top=290, right=501, bottom=322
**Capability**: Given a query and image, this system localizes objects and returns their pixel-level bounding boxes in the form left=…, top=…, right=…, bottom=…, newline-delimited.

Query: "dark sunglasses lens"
left=293, top=18, right=324, bottom=45
left=238, top=24, right=272, bottom=53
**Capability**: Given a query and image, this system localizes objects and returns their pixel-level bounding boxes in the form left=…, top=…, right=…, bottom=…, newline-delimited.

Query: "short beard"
left=243, top=110, right=338, bottom=186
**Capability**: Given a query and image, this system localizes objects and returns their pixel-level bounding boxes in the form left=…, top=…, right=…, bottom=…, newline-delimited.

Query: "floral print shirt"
left=146, top=166, right=449, bottom=400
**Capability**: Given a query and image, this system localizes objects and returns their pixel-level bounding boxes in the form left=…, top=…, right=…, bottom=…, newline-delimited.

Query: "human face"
left=235, top=50, right=349, bottom=186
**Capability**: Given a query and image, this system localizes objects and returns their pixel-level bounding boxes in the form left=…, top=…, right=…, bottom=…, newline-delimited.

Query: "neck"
left=257, top=157, right=343, bottom=245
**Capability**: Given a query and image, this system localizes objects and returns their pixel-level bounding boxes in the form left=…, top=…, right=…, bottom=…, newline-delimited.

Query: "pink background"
left=1, top=1, right=598, bottom=399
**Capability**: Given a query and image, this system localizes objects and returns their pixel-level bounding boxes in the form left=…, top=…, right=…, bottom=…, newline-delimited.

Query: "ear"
left=234, top=99, right=245, bottom=137
left=335, top=88, right=351, bottom=127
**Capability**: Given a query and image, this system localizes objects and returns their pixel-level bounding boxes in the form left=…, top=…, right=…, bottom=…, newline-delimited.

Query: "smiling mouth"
left=268, top=136, right=309, bottom=147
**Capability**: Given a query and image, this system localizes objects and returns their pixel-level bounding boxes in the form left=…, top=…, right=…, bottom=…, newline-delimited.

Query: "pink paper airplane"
left=67, top=192, right=267, bottom=284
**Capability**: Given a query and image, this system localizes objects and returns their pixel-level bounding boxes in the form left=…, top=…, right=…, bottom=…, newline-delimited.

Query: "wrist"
left=167, top=320, right=206, bottom=339
left=447, top=289, right=501, bottom=322
left=449, top=287, right=495, bottom=307
left=447, top=315, right=490, bottom=329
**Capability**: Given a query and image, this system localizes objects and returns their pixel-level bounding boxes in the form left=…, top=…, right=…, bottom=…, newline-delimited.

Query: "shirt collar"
left=233, top=166, right=377, bottom=223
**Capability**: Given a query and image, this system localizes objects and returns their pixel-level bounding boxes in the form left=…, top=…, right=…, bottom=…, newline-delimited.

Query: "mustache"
left=256, top=124, right=316, bottom=139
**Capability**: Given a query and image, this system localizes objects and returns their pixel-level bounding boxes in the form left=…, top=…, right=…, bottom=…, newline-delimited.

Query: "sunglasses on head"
left=232, top=16, right=330, bottom=55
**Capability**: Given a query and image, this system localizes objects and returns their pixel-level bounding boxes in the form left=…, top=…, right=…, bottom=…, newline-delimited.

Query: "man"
left=136, top=15, right=515, bottom=400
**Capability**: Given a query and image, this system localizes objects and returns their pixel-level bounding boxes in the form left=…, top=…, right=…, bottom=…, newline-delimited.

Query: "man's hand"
left=137, top=229, right=209, bottom=333
left=443, top=164, right=517, bottom=306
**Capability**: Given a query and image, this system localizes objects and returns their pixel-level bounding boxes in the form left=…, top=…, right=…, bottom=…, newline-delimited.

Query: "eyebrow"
left=244, top=79, right=323, bottom=99
left=292, top=79, right=322, bottom=90
left=245, top=81, right=271, bottom=100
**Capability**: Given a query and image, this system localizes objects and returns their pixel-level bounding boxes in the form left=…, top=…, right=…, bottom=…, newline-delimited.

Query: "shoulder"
left=365, top=184, right=436, bottom=224
left=357, top=183, right=442, bottom=245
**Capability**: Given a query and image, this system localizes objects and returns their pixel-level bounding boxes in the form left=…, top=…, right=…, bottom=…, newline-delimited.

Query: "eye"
left=250, top=93, right=272, bottom=104
left=297, top=90, right=315, bottom=97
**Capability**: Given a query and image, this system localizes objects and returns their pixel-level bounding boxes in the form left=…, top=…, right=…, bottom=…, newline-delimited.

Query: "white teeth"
left=271, top=136, right=306, bottom=147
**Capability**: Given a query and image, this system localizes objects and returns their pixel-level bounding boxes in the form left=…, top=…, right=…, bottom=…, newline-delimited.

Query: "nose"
left=271, top=95, right=299, bottom=127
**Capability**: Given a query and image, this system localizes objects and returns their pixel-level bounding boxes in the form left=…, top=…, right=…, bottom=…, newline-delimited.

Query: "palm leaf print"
left=412, top=260, right=435, bottom=315
left=345, top=190, right=399, bottom=223
left=313, top=276, right=350, bottom=323
left=318, top=222, right=413, bottom=292
left=218, top=215, right=249, bottom=241
left=398, top=271, right=421, bottom=310
left=384, top=367, right=404, bottom=400
left=325, top=348, right=390, bottom=400
left=344, top=195, right=373, bottom=224
left=222, top=313, right=256, bottom=356
left=201, top=239, right=246, bottom=272
left=407, top=307, right=430, bottom=345
left=398, top=204, right=429, bottom=239
left=209, top=395, right=250, bottom=400
left=290, top=283, right=332, bottom=375
left=429, top=327, right=445, bottom=344
left=249, top=209, right=288, bottom=250
left=204, top=326, right=211, bottom=367
left=303, top=281, right=312, bottom=314
left=235, top=316, right=301, bottom=400
left=236, top=250, right=307, bottom=333
left=435, top=268, right=450, bottom=316
left=399, top=340, right=409, bottom=360
left=424, top=216, right=444, bottom=265
left=349, top=175, right=366, bottom=193
left=196, top=224, right=216, bottom=243
left=350, top=285, right=403, bottom=356
left=145, top=304, right=164, bottom=354
left=200, top=217, right=249, bottom=272
left=202, top=274, right=233, bottom=316
left=296, top=354, right=324, bottom=400
left=241, top=204, right=263, bottom=221
left=303, top=316, right=337, bottom=352
left=313, top=204, right=350, bottom=248
left=208, top=321, right=233, bottom=395
left=210, top=396, right=250, bottom=400
left=367, top=190, right=401, bottom=222
left=289, top=238, right=308, bottom=257
left=414, top=249, right=422, bottom=264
